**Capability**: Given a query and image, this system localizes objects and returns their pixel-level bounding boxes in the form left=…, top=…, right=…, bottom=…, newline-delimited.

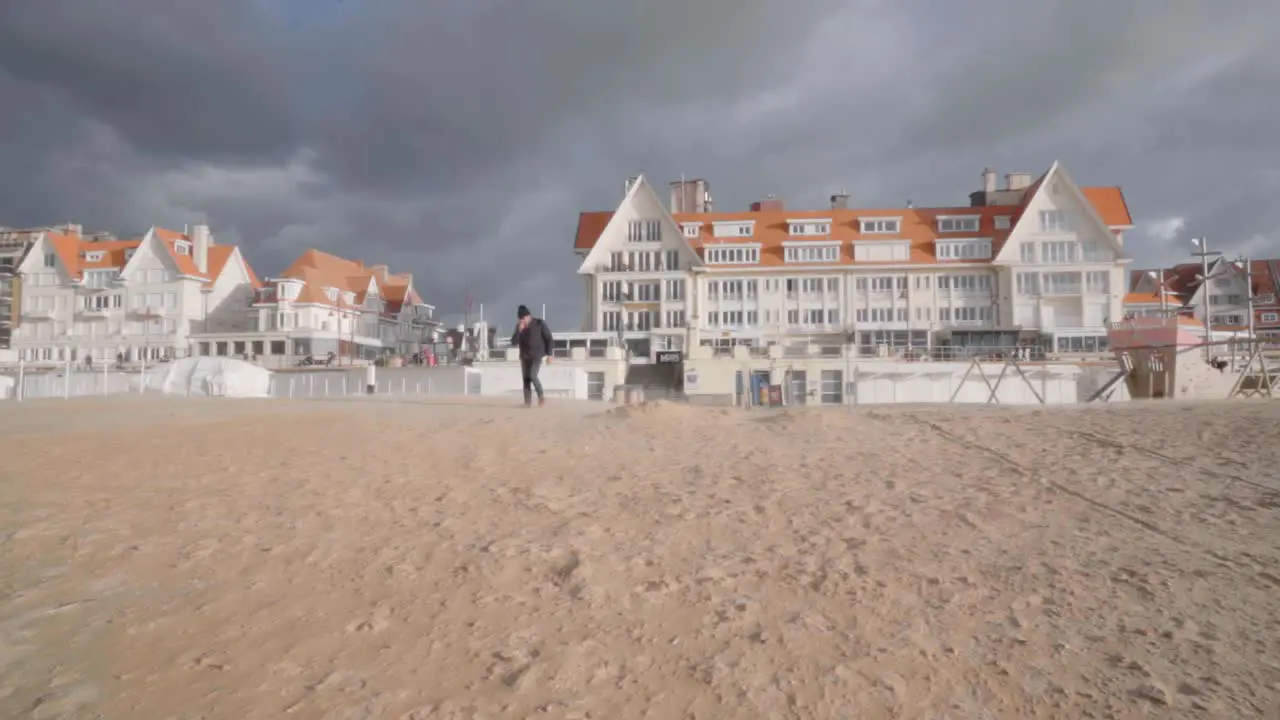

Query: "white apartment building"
left=191, top=249, right=440, bottom=363
left=573, top=162, right=1134, bottom=358
left=11, top=224, right=259, bottom=365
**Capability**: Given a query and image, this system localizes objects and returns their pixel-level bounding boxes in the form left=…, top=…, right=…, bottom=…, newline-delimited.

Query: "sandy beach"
left=2, top=395, right=1279, bottom=719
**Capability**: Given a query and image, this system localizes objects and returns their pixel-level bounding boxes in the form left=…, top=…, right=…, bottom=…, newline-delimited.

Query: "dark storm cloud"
left=1, top=0, right=1278, bottom=325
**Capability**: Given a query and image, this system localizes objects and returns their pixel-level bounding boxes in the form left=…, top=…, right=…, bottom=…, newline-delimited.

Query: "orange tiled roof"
left=573, top=184, right=1133, bottom=264
left=261, top=249, right=419, bottom=313
left=41, top=226, right=255, bottom=289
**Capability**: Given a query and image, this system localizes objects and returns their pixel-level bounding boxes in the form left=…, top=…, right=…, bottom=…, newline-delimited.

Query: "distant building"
left=572, top=161, right=1134, bottom=358
left=1126, top=259, right=1280, bottom=336
left=191, top=249, right=440, bottom=364
left=10, top=224, right=259, bottom=365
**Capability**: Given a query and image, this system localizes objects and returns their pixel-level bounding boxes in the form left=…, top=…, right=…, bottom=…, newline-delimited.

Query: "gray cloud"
left=1, top=0, right=1278, bottom=328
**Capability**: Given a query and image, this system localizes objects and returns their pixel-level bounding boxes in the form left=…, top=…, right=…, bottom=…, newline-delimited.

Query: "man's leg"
left=528, top=356, right=545, bottom=403
left=521, top=358, right=534, bottom=405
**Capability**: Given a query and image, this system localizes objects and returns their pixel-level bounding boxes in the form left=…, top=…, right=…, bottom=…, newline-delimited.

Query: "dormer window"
left=936, top=216, right=981, bottom=233
left=325, top=287, right=338, bottom=302
left=278, top=281, right=301, bottom=301
left=788, top=219, right=831, bottom=236
left=342, top=291, right=356, bottom=305
left=174, top=241, right=191, bottom=255
left=711, top=220, right=755, bottom=238
left=84, top=251, right=105, bottom=262
left=860, top=218, right=901, bottom=234
left=704, top=244, right=761, bottom=265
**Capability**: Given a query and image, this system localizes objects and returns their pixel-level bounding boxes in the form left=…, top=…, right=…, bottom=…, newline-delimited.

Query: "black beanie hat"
left=517, top=305, right=531, bottom=318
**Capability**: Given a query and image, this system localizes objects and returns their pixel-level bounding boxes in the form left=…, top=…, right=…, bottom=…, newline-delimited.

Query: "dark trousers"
left=521, top=356, right=544, bottom=404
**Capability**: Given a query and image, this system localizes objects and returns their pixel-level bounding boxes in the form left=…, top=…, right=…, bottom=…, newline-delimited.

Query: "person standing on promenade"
left=511, top=304, right=554, bottom=406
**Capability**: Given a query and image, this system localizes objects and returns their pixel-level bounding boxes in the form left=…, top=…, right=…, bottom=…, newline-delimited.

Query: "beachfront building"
left=9, top=224, right=260, bottom=366
left=573, top=161, right=1135, bottom=359
left=1127, top=259, right=1280, bottom=337
left=191, top=249, right=441, bottom=365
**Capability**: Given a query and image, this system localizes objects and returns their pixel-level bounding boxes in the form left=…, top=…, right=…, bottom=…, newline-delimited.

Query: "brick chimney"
left=750, top=195, right=784, bottom=212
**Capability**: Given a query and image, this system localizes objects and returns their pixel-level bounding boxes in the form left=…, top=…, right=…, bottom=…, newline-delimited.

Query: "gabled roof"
left=30, top=225, right=258, bottom=289
left=573, top=177, right=1134, bottom=265
left=262, top=249, right=421, bottom=313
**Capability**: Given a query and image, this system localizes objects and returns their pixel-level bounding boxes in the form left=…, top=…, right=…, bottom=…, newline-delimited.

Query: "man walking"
left=511, top=304, right=554, bottom=406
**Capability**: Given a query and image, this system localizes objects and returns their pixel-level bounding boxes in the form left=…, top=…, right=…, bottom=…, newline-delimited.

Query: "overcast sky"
left=1, top=0, right=1277, bottom=328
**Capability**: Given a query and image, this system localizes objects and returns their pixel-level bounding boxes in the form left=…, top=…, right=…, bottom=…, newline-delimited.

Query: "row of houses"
left=1, top=223, right=441, bottom=367
left=570, top=161, right=1277, bottom=359
left=1124, top=259, right=1280, bottom=335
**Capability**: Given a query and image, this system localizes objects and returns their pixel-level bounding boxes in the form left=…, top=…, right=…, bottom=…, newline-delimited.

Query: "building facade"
left=191, top=249, right=440, bottom=364
left=10, top=224, right=260, bottom=365
left=1126, top=259, right=1280, bottom=337
left=573, top=162, right=1134, bottom=358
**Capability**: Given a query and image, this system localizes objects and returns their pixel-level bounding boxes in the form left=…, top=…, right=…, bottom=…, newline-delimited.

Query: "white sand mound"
left=135, top=356, right=272, bottom=398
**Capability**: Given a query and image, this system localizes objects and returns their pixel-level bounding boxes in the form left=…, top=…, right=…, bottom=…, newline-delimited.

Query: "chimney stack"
left=1005, top=172, right=1031, bottom=191
left=982, top=167, right=997, bottom=193
left=669, top=178, right=710, bottom=214
left=830, top=189, right=850, bottom=210
left=190, top=224, right=211, bottom=274
left=749, top=195, right=784, bottom=212
left=623, top=176, right=640, bottom=197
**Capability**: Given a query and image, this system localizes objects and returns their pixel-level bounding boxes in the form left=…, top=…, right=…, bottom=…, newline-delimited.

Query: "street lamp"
left=1146, top=270, right=1171, bottom=317
left=1191, top=237, right=1223, bottom=360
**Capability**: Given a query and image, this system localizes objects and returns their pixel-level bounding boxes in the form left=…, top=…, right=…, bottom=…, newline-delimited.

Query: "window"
left=84, top=251, right=105, bottom=262
left=716, top=280, right=745, bottom=300
left=682, top=224, right=700, bottom=238
left=745, top=280, right=759, bottom=298
left=712, top=221, right=755, bottom=238
left=84, top=269, right=117, bottom=288
left=602, top=311, right=622, bottom=331
left=1016, top=272, right=1040, bottom=295
left=1085, top=271, right=1109, bottom=294
left=936, top=239, right=992, bottom=260
left=1041, top=241, right=1077, bottom=264
left=175, top=242, right=191, bottom=255
left=1261, top=312, right=1278, bottom=323
left=627, top=220, right=661, bottom=243
left=1039, top=210, right=1073, bottom=233
left=787, top=309, right=799, bottom=325
left=783, top=244, right=840, bottom=263
left=826, top=277, right=838, bottom=294
left=279, top=282, right=300, bottom=300
left=664, top=310, right=686, bottom=328
left=788, top=221, right=831, bottom=236
left=937, top=216, right=980, bottom=233
left=705, top=245, right=760, bottom=265
left=939, top=306, right=992, bottom=324
left=860, top=218, right=901, bottom=234
left=1020, top=242, right=1037, bottom=263
left=1043, top=272, right=1081, bottom=295
left=995, top=216, right=1011, bottom=230
left=856, top=275, right=906, bottom=292
left=601, top=281, right=621, bottom=302
left=914, top=275, right=931, bottom=290
left=827, top=309, right=839, bottom=325
left=664, top=278, right=684, bottom=301
left=937, top=274, right=991, bottom=292
left=664, top=250, right=679, bottom=271
left=800, top=278, right=824, bottom=295
left=43, top=253, right=56, bottom=268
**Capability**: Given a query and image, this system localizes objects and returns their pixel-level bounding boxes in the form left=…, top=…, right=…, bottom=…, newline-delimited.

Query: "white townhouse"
left=572, top=162, right=1135, bottom=358
left=11, top=224, right=259, bottom=365
left=191, top=248, right=441, bottom=363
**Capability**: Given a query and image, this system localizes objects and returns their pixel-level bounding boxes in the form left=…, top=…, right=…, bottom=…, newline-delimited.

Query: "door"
left=751, top=370, right=770, bottom=407
left=820, top=369, right=843, bottom=404
left=789, top=370, right=807, bottom=405
left=587, top=371, right=605, bottom=401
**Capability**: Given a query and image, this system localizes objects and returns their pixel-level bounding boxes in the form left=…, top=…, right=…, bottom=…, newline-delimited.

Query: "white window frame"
left=936, top=216, right=981, bottom=233
left=704, top=244, right=761, bottom=265
left=782, top=241, right=841, bottom=264
left=936, top=239, right=992, bottom=261
left=712, top=220, right=755, bottom=238
left=787, top=219, right=832, bottom=237
left=1261, top=312, right=1278, bottom=323
left=859, top=217, right=901, bottom=234
left=1038, top=209, right=1074, bottom=233
left=995, top=216, right=1011, bottom=230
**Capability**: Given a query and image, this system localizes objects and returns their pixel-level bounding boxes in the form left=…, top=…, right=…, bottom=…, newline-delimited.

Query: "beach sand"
left=2, top=395, right=1279, bottom=719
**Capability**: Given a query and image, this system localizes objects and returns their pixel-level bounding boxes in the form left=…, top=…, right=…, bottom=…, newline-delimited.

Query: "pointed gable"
left=575, top=175, right=703, bottom=274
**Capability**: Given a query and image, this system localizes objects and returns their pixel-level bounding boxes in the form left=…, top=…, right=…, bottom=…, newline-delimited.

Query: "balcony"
left=21, top=307, right=55, bottom=321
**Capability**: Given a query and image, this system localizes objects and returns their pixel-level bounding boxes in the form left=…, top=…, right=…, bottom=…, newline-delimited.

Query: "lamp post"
left=1146, top=270, right=1170, bottom=317
left=1191, top=237, right=1222, bottom=360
